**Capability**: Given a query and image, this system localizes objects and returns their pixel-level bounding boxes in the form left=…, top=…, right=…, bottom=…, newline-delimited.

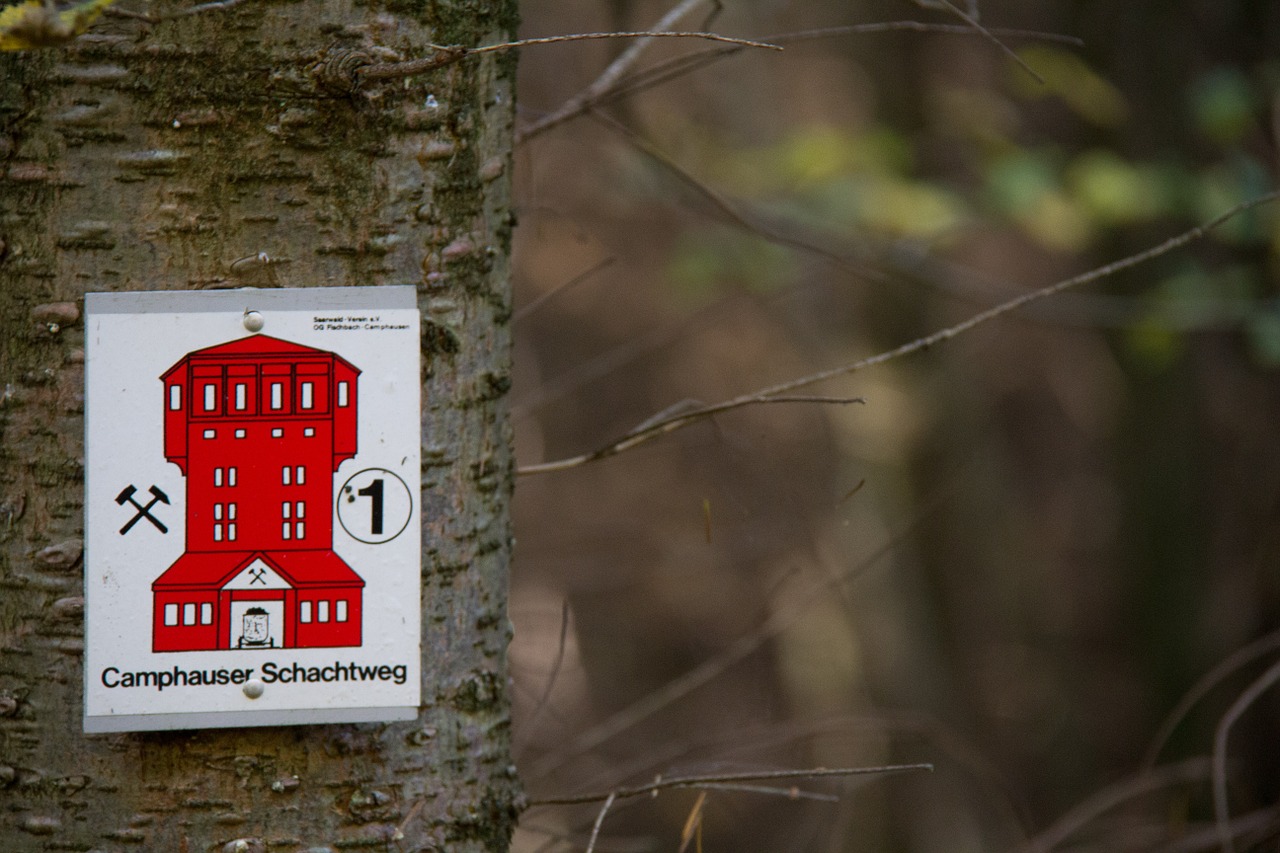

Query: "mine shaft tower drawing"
left=151, top=335, right=365, bottom=652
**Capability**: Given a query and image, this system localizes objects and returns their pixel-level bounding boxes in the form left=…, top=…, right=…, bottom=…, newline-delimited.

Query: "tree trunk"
left=0, top=1, right=521, bottom=849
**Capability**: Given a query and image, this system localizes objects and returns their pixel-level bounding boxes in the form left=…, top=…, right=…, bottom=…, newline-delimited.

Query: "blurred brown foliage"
left=507, top=1, right=1280, bottom=850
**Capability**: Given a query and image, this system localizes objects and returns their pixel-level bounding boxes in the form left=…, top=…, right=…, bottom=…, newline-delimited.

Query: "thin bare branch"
left=927, top=0, right=1045, bottom=84
left=584, top=791, right=617, bottom=853
left=525, top=504, right=939, bottom=781
left=520, top=598, right=572, bottom=736
left=520, top=0, right=710, bottom=146
left=1141, top=628, right=1280, bottom=772
left=693, top=783, right=839, bottom=802
left=515, top=258, right=617, bottom=323
left=591, top=112, right=887, bottom=282
left=1213, top=656, right=1280, bottom=853
left=518, top=21, right=1080, bottom=144
left=518, top=191, right=1280, bottom=476
left=358, top=30, right=780, bottom=83
left=532, top=763, right=933, bottom=807
left=1024, top=757, right=1212, bottom=853
left=473, top=31, right=781, bottom=55
left=519, top=395, right=864, bottom=475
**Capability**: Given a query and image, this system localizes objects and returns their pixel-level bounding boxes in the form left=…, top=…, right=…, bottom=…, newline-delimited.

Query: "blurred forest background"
left=504, top=1, right=1280, bottom=850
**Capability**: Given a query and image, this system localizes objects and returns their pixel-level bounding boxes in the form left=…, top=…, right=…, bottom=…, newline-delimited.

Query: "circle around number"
left=336, top=468, right=414, bottom=544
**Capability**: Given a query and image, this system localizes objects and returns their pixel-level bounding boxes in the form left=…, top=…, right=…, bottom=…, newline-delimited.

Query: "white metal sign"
left=84, top=287, right=422, bottom=732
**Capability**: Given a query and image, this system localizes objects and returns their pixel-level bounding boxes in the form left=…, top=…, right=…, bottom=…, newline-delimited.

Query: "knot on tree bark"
left=309, top=48, right=376, bottom=95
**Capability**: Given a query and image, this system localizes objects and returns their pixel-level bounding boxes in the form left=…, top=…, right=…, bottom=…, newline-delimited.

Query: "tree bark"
left=0, top=0, right=521, bottom=849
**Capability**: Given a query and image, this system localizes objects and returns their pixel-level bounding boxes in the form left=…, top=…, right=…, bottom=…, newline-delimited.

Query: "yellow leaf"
left=0, top=0, right=116, bottom=50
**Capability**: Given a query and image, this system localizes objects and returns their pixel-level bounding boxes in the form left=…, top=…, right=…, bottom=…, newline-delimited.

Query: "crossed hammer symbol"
left=116, top=485, right=170, bottom=534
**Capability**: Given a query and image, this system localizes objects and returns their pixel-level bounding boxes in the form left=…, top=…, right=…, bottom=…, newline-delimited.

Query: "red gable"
left=153, top=550, right=365, bottom=591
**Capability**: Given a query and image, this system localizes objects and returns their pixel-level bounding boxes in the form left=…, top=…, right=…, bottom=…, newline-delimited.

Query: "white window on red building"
left=164, top=603, right=179, bottom=626
left=338, top=381, right=349, bottom=407
left=282, top=466, right=290, bottom=486
left=270, top=382, right=283, bottom=410
left=201, top=603, right=213, bottom=624
left=169, top=385, right=181, bottom=410
left=301, top=382, right=314, bottom=409
left=214, top=468, right=223, bottom=487
left=235, top=428, right=246, bottom=438
left=229, top=467, right=237, bottom=487
left=204, top=384, right=217, bottom=411
left=300, top=601, right=312, bottom=623
left=272, top=428, right=283, bottom=437
left=296, top=466, right=305, bottom=485
left=183, top=603, right=196, bottom=625
left=336, top=600, right=348, bottom=622
left=318, top=601, right=330, bottom=623
left=203, top=429, right=216, bottom=439
left=235, top=383, right=247, bottom=410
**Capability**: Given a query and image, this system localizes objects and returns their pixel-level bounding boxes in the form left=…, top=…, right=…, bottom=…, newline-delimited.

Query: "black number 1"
left=357, top=478, right=384, bottom=535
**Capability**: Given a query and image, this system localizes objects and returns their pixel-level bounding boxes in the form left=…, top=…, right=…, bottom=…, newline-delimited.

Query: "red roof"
left=160, top=335, right=360, bottom=379
left=152, top=550, right=365, bottom=590
left=191, top=335, right=331, bottom=358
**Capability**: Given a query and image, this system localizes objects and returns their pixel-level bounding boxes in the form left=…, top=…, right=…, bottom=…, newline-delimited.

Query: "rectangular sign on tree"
left=84, top=287, right=422, bottom=732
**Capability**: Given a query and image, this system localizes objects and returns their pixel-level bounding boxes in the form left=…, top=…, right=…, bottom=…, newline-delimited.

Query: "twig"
left=520, top=394, right=864, bottom=475
left=474, top=31, right=780, bottom=55
left=1141, top=628, right=1280, bottom=772
left=591, top=112, right=888, bottom=282
left=1213, top=656, right=1280, bottom=853
left=693, top=783, right=839, bottom=802
left=517, top=191, right=1280, bottom=476
left=519, top=598, right=572, bottom=736
left=358, top=30, right=780, bottom=83
left=584, top=791, right=617, bottom=853
left=532, top=763, right=933, bottom=807
left=521, top=0, right=710, bottom=146
left=518, top=21, right=1081, bottom=144
left=1023, top=757, right=1212, bottom=853
left=927, top=0, right=1045, bottom=84
left=515, top=258, right=617, bottom=323
left=525, top=503, right=939, bottom=781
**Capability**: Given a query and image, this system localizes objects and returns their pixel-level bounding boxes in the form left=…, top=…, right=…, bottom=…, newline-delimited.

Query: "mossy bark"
left=0, top=1, right=521, bottom=849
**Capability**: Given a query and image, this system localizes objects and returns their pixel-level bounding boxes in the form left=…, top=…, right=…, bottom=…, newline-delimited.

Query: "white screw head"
left=243, top=310, right=265, bottom=333
left=242, top=679, right=265, bottom=699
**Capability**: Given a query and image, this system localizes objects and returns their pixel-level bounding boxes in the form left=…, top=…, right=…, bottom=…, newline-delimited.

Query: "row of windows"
left=169, top=380, right=351, bottom=415
left=162, top=600, right=351, bottom=626
left=164, top=602, right=213, bottom=627
left=300, top=599, right=349, bottom=624
left=200, top=427, right=319, bottom=440
left=209, top=466, right=309, bottom=489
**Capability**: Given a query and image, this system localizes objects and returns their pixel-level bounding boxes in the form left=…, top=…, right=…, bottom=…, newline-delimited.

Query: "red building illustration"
left=151, top=335, right=364, bottom=652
